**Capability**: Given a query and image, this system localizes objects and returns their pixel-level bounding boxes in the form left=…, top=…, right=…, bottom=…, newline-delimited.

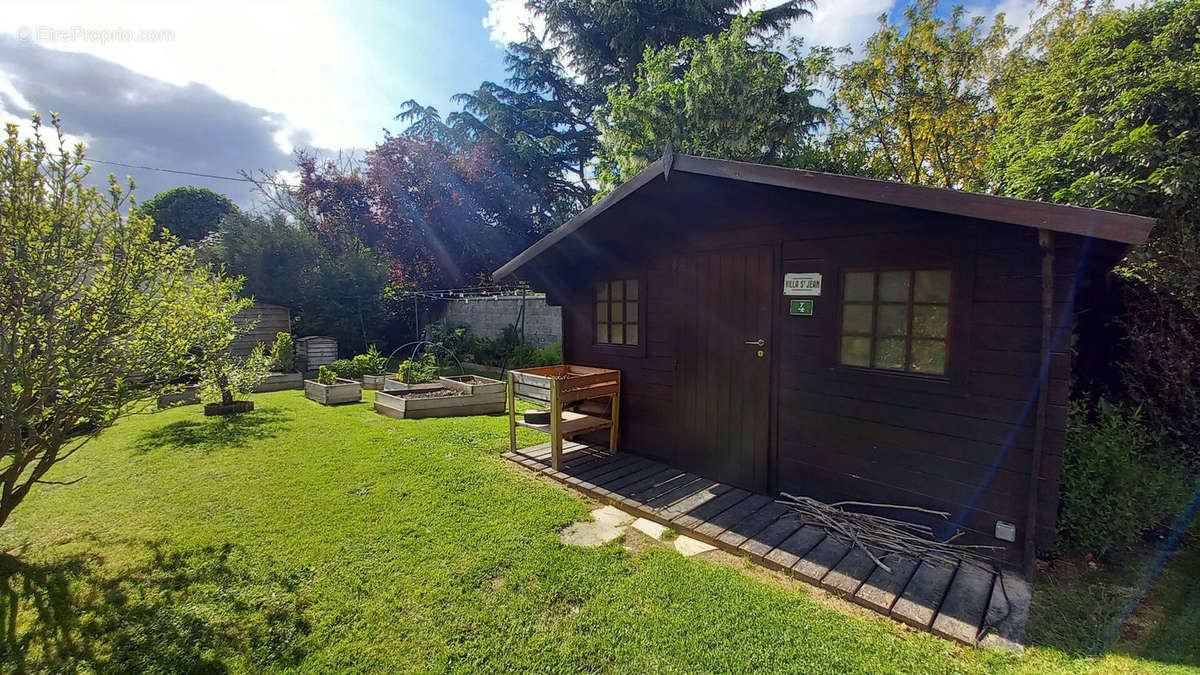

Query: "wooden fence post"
left=507, top=370, right=517, bottom=455
left=549, top=377, right=562, bottom=470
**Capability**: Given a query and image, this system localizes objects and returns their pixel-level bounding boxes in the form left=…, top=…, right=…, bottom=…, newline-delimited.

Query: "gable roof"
left=494, top=152, right=1156, bottom=280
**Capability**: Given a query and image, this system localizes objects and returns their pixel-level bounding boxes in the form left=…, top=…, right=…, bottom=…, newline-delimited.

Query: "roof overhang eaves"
left=494, top=153, right=1156, bottom=280
left=493, top=158, right=665, bottom=280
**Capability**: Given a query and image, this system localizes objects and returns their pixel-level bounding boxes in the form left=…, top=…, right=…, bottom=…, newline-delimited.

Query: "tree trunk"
left=218, top=371, right=234, bottom=405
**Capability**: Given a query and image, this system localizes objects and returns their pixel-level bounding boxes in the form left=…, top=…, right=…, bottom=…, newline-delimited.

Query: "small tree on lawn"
left=199, top=342, right=273, bottom=411
left=0, top=114, right=249, bottom=528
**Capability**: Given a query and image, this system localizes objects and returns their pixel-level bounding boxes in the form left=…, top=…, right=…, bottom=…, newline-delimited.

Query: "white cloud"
left=974, top=0, right=1142, bottom=42
left=0, top=33, right=339, bottom=208
left=0, top=0, right=386, bottom=151
left=748, top=0, right=893, bottom=52
left=986, top=0, right=1041, bottom=34
left=0, top=68, right=34, bottom=126
left=483, top=0, right=543, bottom=46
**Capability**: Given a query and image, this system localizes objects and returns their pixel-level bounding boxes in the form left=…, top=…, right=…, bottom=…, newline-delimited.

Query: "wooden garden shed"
left=296, top=336, right=338, bottom=371
left=494, top=150, right=1155, bottom=572
left=231, top=301, right=291, bottom=358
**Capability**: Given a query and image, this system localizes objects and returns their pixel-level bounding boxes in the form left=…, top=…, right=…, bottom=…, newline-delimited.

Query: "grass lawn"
left=1, top=390, right=1196, bottom=673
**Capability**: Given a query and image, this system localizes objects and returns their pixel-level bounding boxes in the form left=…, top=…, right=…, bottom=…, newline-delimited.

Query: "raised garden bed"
left=204, top=400, right=254, bottom=416
left=374, top=375, right=506, bottom=419
left=255, top=371, right=303, bottom=392
left=382, top=378, right=442, bottom=392
left=362, top=373, right=394, bottom=390
left=304, top=377, right=362, bottom=405
left=439, top=375, right=506, bottom=396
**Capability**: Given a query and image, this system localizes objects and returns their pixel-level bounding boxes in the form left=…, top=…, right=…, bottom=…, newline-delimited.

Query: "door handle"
left=744, top=339, right=765, bottom=347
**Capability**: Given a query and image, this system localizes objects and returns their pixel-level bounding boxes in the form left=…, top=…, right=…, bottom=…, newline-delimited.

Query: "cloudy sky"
left=0, top=0, right=1040, bottom=208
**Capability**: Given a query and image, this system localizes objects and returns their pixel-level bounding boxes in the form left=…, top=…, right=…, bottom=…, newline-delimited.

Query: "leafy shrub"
left=427, top=320, right=473, bottom=364
left=1119, top=283, right=1200, bottom=465
left=316, top=365, right=337, bottom=385
left=534, top=342, right=562, bottom=366
left=328, top=358, right=360, bottom=379
left=507, top=341, right=563, bottom=369
left=463, top=323, right=562, bottom=369
left=352, top=345, right=387, bottom=376
left=272, top=332, right=295, bottom=372
left=329, top=346, right=389, bottom=379
left=421, top=322, right=563, bottom=370
left=1057, top=400, right=1193, bottom=558
left=397, top=353, right=438, bottom=384
left=201, top=343, right=273, bottom=404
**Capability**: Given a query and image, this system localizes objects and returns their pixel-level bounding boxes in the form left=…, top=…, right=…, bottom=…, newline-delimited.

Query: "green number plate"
left=790, top=299, right=813, bottom=316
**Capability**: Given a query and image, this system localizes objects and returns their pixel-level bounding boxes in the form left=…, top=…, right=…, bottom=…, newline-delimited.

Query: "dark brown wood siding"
left=548, top=174, right=1089, bottom=567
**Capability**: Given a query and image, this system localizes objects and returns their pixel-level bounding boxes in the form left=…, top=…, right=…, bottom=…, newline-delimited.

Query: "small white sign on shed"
left=783, top=272, right=822, bottom=296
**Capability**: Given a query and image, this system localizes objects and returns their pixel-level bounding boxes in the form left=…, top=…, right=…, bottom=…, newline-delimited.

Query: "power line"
left=399, top=283, right=541, bottom=301
left=88, top=158, right=297, bottom=187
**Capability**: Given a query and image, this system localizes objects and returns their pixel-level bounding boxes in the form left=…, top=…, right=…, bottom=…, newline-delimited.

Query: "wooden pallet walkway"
left=503, top=442, right=1029, bottom=648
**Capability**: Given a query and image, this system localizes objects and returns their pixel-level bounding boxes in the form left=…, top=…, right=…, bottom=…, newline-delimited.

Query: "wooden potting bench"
left=507, top=365, right=620, bottom=470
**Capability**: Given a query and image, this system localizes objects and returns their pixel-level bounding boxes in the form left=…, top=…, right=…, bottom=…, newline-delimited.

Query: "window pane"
left=914, top=270, right=951, bottom=303
left=879, top=270, right=911, bottom=302
left=596, top=282, right=608, bottom=301
left=911, top=339, right=947, bottom=374
left=876, top=304, right=909, bottom=336
left=611, top=301, right=624, bottom=322
left=913, top=305, right=948, bottom=338
left=626, top=279, right=638, bottom=301
left=610, top=281, right=623, bottom=302
left=626, top=324, right=638, bottom=345
left=841, top=336, right=871, bottom=366
left=873, top=337, right=907, bottom=370
left=842, top=304, right=873, bottom=334
left=597, top=322, right=608, bottom=343
left=596, top=302, right=608, bottom=322
left=611, top=323, right=624, bottom=345
left=626, top=301, right=638, bottom=324
left=844, top=272, right=874, bottom=302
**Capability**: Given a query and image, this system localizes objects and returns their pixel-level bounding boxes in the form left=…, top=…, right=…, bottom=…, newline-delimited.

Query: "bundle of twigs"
left=777, top=493, right=1001, bottom=573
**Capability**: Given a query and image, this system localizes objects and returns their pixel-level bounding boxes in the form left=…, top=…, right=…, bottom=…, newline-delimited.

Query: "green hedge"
left=426, top=320, right=562, bottom=370
left=1057, top=400, right=1193, bottom=558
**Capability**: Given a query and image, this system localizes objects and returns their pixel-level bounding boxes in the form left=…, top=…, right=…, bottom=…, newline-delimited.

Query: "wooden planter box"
left=304, top=377, right=362, bottom=405
left=255, top=371, right=303, bottom=392
left=204, top=400, right=254, bottom=416
left=374, top=385, right=506, bottom=420
left=361, top=373, right=394, bottom=390
left=382, top=378, right=442, bottom=392
left=508, top=365, right=621, bottom=469
left=439, top=375, right=506, bottom=396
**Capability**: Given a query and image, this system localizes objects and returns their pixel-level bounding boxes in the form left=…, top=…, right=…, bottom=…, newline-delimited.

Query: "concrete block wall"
left=437, top=295, right=562, bottom=347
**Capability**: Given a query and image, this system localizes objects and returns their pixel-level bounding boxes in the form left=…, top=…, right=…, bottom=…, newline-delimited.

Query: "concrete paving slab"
left=675, top=535, right=717, bottom=557
left=591, top=505, right=635, bottom=528
left=978, top=570, right=1031, bottom=653
left=559, top=521, right=623, bottom=547
left=632, top=517, right=669, bottom=540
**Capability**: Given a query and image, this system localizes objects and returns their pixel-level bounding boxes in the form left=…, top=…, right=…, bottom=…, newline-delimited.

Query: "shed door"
left=674, top=245, right=773, bottom=492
